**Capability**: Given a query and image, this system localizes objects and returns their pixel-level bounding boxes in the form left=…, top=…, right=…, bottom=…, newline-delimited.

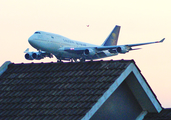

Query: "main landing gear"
left=57, top=58, right=77, bottom=63
left=57, top=59, right=62, bottom=63
left=57, top=57, right=62, bottom=63
left=80, top=58, right=85, bottom=62
left=57, top=57, right=88, bottom=63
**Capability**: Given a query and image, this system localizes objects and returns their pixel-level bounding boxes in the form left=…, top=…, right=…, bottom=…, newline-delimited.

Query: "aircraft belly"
left=54, top=50, right=118, bottom=60
left=53, top=51, right=79, bottom=59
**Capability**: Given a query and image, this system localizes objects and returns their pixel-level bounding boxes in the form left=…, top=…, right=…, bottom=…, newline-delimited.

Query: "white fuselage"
left=28, top=31, right=116, bottom=60
left=25, top=26, right=165, bottom=61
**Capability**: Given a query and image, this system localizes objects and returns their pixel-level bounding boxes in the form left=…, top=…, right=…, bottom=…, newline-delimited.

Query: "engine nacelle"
left=84, top=48, right=96, bottom=56
left=108, top=49, right=118, bottom=53
left=25, top=52, right=34, bottom=60
left=25, top=51, right=52, bottom=60
left=116, top=46, right=128, bottom=53
left=32, top=52, right=44, bottom=60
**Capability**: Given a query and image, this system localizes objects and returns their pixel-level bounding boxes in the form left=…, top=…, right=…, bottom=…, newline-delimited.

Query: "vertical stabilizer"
left=102, top=25, right=120, bottom=46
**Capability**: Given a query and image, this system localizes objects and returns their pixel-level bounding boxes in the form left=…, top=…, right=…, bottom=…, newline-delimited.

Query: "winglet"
left=24, top=48, right=29, bottom=53
left=159, top=38, right=165, bottom=42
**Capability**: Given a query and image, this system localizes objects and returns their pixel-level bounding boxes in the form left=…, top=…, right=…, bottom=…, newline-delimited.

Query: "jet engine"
left=32, top=52, right=44, bottom=60
left=25, top=52, right=34, bottom=60
left=116, top=46, right=129, bottom=53
left=25, top=51, right=53, bottom=60
left=83, top=48, right=96, bottom=56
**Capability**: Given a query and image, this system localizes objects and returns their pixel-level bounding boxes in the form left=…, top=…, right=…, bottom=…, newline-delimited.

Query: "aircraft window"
left=34, top=32, right=41, bottom=34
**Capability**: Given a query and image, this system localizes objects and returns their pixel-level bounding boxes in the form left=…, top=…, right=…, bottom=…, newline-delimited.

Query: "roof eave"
left=0, top=61, right=11, bottom=76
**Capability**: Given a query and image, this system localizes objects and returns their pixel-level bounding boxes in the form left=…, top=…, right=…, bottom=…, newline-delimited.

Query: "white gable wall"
left=90, top=80, right=143, bottom=120
left=82, top=63, right=162, bottom=120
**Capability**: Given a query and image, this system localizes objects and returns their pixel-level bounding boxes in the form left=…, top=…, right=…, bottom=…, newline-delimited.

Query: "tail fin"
left=102, top=25, right=120, bottom=46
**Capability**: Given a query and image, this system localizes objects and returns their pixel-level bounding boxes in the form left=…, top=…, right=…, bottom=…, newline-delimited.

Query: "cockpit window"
left=34, top=32, right=41, bottom=34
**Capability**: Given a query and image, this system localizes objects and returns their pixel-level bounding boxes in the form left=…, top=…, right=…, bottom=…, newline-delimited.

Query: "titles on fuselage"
left=63, top=39, right=86, bottom=46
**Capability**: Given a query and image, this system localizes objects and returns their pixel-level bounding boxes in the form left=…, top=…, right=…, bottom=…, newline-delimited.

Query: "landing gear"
left=69, top=58, right=77, bottom=62
left=57, top=60, right=62, bottom=63
left=69, top=58, right=79, bottom=62
left=80, top=58, right=85, bottom=62
left=73, top=58, right=78, bottom=62
left=57, top=58, right=62, bottom=63
left=56, top=57, right=86, bottom=63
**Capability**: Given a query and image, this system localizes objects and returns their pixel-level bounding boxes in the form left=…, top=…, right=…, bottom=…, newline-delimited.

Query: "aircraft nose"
left=28, top=35, right=36, bottom=46
left=28, top=36, right=33, bottom=43
left=28, top=35, right=42, bottom=49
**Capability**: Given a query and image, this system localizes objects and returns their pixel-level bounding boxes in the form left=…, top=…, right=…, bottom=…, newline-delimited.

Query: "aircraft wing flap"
left=95, top=46, right=118, bottom=50
left=63, top=46, right=119, bottom=52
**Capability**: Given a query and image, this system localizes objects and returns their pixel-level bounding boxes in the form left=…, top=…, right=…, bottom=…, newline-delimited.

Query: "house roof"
left=0, top=60, right=162, bottom=119
left=144, top=108, right=171, bottom=120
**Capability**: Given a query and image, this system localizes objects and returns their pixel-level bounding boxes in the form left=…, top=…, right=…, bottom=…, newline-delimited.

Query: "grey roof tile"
left=0, top=60, right=133, bottom=119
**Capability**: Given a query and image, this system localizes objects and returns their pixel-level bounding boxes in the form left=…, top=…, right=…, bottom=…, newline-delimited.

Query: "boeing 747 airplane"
left=24, top=25, right=165, bottom=62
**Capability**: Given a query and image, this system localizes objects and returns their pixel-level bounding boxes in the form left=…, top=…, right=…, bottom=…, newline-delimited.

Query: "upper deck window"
left=34, top=32, right=41, bottom=34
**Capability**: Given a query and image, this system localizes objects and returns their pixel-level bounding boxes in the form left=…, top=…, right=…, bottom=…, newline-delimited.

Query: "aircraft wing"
left=63, top=38, right=165, bottom=54
left=126, top=38, right=165, bottom=47
left=96, top=38, right=165, bottom=50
